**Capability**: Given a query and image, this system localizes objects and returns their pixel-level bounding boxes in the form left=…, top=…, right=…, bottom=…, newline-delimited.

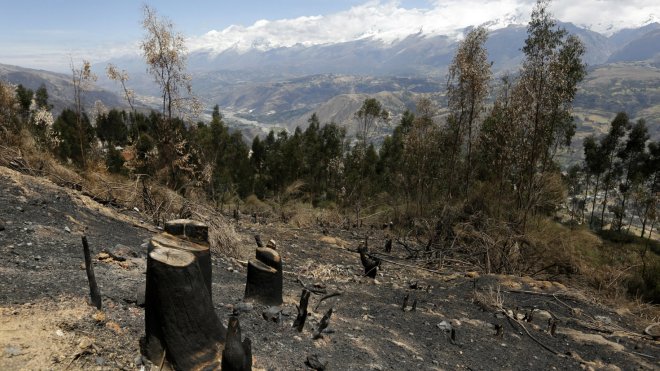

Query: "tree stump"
left=244, top=247, right=283, bottom=305
left=142, top=219, right=226, bottom=370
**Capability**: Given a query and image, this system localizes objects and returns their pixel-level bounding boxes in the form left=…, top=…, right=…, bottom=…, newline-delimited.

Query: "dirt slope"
left=0, top=166, right=658, bottom=370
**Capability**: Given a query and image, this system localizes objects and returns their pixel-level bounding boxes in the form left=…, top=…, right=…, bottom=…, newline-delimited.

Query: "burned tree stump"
left=293, top=289, right=311, bottom=332
left=143, top=219, right=226, bottom=370
left=81, top=236, right=102, bottom=309
left=244, top=247, right=283, bottom=305
left=222, top=317, right=252, bottom=371
left=358, top=243, right=380, bottom=278
left=313, top=308, right=333, bottom=339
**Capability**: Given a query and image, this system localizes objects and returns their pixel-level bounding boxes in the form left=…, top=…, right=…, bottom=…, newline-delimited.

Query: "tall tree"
left=616, top=119, right=649, bottom=230
left=445, top=26, right=491, bottom=198
left=511, top=0, right=586, bottom=226
left=583, top=135, right=606, bottom=227
left=598, top=112, right=629, bottom=230
left=355, top=98, right=389, bottom=148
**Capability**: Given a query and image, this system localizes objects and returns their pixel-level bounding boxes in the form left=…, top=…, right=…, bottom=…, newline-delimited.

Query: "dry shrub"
left=285, top=201, right=343, bottom=228
left=473, top=285, right=504, bottom=311
left=206, top=216, right=244, bottom=258
left=298, top=260, right=353, bottom=283
left=243, top=194, right=274, bottom=217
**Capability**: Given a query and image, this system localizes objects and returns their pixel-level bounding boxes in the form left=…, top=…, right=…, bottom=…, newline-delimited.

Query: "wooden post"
left=142, top=219, right=226, bottom=370
left=244, top=247, right=283, bottom=305
left=81, top=235, right=102, bottom=309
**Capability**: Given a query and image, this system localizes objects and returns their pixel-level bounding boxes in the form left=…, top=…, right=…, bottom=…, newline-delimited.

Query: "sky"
left=0, top=0, right=658, bottom=71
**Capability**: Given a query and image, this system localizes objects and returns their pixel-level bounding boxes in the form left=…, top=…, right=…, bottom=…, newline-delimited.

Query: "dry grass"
left=298, top=260, right=354, bottom=283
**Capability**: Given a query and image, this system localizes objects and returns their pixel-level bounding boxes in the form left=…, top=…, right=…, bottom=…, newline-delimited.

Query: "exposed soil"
left=0, top=166, right=658, bottom=370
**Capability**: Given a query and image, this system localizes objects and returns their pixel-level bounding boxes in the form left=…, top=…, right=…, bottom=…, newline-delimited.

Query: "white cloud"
left=187, top=0, right=660, bottom=54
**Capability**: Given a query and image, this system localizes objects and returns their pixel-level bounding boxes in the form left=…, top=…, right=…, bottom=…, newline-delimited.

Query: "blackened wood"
left=244, top=260, right=282, bottom=305
left=81, top=236, right=102, bottom=309
left=244, top=247, right=283, bottom=305
left=254, top=234, right=263, bottom=247
left=150, top=233, right=213, bottom=299
left=401, top=294, right=409, bottom=311
left=164, top=219, right=209, bottom=244
left=358, top=244, right=380, bottom=278
left=144, top=244, right=225, bottom=370
left=293, top=289, right=311, bottom=332
left=313, top=308, right=333, bottom=339
left=384, top=238, right=392, bottom=253
left=222, top=317, right=252, bottom=371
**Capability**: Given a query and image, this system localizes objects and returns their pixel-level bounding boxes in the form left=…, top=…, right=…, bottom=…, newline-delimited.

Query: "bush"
left=627, top=261, right=660, bottom=304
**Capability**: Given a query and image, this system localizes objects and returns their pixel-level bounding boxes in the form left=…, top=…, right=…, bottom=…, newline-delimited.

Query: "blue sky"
left=1, top=0, right=658, bottom=71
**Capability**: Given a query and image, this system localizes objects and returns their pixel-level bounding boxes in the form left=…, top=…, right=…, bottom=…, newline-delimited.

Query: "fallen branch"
left=314, top=292, right=342, bottom=312
left=503, top=309, right=563, bottom=357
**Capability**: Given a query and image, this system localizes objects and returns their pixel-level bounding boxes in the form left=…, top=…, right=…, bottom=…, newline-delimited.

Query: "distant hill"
left=0, top=63, right=126, bottom=115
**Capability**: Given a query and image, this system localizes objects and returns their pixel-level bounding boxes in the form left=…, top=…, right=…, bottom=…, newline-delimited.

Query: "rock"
left=136, top=285, right=146, bottom=307
left=594, top=315, right=612, bottom=325
left=64, top=226, right=71, bottom=233
left=16, top=206, right=24, bottom=212
left=262, top=306, right=282, bottom=323
left=97, top=252, right=111, bottom=260
left=233, top=302, right=254, bottom=314
left=266, top=239, right=277, bottom=249
left=437, top=320, right=453, bottom=332
left=95, top=356, right=105, bottom=366
left=305, top=354, right=328, bottom=370
left=4, top=345, right=23, bottom=357
left=78, top=337, right=93, bottom=350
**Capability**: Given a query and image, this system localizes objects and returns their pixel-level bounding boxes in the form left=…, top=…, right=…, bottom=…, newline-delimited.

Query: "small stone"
left=64, top=226, right=71, bottom=233
left=95, top=357, right=105, bottom=366
left=4, top=345, right=22, bottom=357
left=594, top=315, right=612, bottom=325
left=233, top=302, right=253, bottom=314
left=305, top=354, right=328, bottom=370
left=437, top=321, right=452, bottom=332
left=55, top=329, right=65, bottom=337
left=262, top=306, right=282, bottom=323
left=266, top=239, right=277, bottom=249
left=16, top=206, right=24, bottom=212
left=78, top=337, right=93, bottom=350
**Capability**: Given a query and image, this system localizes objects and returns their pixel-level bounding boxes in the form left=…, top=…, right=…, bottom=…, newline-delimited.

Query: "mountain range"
left=1, top=20, right=659, bottom=157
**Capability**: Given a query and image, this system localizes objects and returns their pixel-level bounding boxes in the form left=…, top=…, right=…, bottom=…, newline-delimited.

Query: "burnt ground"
left=0, top=165, right=658, bottom=371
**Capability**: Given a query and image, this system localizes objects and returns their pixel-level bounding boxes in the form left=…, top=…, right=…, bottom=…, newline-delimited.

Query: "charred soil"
left=0, top=166, right=658, bottom=370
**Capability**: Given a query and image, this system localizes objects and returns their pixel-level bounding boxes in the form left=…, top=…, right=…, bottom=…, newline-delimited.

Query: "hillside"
left=1, top=165, right=659, bottom=370
left=0, top=63, right=125, bottom=115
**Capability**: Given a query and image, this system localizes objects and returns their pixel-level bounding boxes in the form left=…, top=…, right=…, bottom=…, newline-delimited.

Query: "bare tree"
left=141, top=5, right=199, bottom=121
left=70, top=59, right=97, bottom=168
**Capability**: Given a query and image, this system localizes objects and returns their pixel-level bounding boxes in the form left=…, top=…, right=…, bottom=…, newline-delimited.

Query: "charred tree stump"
left=384, top=238, right=392, bottom=253
left=358, top=243, right=380, bottom=278
left=81, top=236, right=102, bottom=309
left=313, top=308, right=333, bottom=340
left=143, top=219, right=226, bottom=370
left=222, top=317, right=252, bottom=371
left=244, top=247, right=283, bottom=305
left=293, top=289, right=311, bottom=332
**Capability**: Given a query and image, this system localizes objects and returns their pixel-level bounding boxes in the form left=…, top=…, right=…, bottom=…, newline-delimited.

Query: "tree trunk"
left=244, top=247, right=283, bottom=305
left=293, top=289, right=311, bottom=332
left=589, top=174, right=601, bottom=228
left=142, top=219, right=226, bottom=370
